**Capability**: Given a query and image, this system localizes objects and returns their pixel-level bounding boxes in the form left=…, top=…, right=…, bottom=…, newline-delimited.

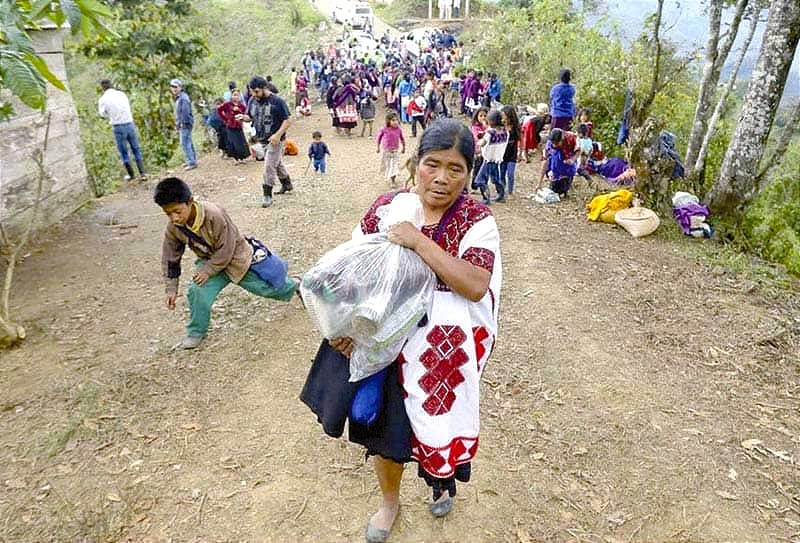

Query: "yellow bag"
left=587, top=189, right=633, bottom=223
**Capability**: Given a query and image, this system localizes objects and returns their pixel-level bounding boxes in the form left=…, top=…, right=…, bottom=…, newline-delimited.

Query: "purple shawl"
left=673, top=203, right=710, bottom=235
left=333, top=84, right=359, bottom=108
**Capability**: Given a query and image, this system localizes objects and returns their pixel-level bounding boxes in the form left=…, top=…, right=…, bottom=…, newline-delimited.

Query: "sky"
left=599, top=0, right=799, bottom=98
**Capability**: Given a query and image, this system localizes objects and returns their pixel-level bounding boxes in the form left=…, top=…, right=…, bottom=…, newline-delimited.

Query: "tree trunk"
left=694, top=14, right=760, bottom=176
left=685, top=0, right=723, bottom=169
left=706, top=0, right=800, bottom=220
left=754, top=98, right=800, bottom=186
left=685, top=0, right=749, bottom=170
left=631, top=0, right=665, bottom=126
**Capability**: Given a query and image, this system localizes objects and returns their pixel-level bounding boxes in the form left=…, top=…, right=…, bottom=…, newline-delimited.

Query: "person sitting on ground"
left=539, top=128, right=576, bottom=197
left=577, top=107, right=593, bottom=138
left=303, top=118, right=502, bottom=543
left=249, top=136, right=265, bottom=161
left=575, top=123, right=593, bottom=180
left=296, top=95, right=312, bottom=117
left=155, top=177, right=300, bottom=350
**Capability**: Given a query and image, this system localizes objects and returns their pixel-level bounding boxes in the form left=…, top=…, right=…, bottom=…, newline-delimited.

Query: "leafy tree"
left=79, top=0, right=208, bottom=169
left=0, top=0, right=111, bottom=120
left=706, top=0, right=800, bottom=222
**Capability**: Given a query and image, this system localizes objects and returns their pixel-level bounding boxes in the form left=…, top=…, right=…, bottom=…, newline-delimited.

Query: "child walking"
left=469, top=106, right=489, bottom=190
left=407, top=90, right=427, bottom=137
left=359, top=91, right=376, bottom=137
left=155, top=177, right=300, bottom=350
left=308, top=130, right=331, bottom=175
left=500, top=104, right=521, bottom=196
left=473, top=109, right=508, bottom=204
left=376, top=111, right=405, bottom=188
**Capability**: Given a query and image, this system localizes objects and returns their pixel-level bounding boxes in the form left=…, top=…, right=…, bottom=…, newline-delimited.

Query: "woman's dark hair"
left=228, top=80, right=237, bottom=91
left=471, top=106, right=489, bottom=126
left=417, top=118, right=475, bottom=173
left=549, top=127, right=564, bottom=144
left=154, top=177, right=192, bottom=206
left=501, top=104, right=521, bottom=141
left=559, top=68, right=571, bottom=84
left=486, top=109, right=503, bottom=128
left=579, top=107, right=591, bottom=117
left=578, top=123, right=589, bottom=137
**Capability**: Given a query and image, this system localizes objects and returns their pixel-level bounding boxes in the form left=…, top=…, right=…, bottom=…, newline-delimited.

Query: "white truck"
left=333, top=1, right=374, bottom=30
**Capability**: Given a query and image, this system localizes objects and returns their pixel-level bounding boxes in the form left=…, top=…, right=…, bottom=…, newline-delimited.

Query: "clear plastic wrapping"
left=301, top=194, right=436, bottom=382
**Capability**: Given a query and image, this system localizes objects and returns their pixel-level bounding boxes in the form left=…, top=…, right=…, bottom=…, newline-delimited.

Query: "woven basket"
left=614, top=206, right=660, bottom=238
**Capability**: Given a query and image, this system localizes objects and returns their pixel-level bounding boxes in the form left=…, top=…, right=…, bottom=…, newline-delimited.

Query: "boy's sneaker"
left=183, top=164, right=197, bottom=171
left=176, top=335, right=204, bottom=350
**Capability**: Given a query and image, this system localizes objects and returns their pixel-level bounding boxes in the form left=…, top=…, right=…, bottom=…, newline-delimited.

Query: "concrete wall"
left=0, top=27, right=92, bottom=239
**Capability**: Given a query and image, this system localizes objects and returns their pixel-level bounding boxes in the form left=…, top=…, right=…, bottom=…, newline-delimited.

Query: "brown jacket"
left=161, top=201, right=253, bottom=294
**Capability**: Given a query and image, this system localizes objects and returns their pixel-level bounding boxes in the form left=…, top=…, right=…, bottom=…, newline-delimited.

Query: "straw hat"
left=614, top=206, right=660, bottom=238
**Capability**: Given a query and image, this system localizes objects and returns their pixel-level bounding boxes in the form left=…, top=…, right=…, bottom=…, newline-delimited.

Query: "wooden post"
left=465, top=0, right=470, bottom=18
left=428, top=0, right=432, bottom=19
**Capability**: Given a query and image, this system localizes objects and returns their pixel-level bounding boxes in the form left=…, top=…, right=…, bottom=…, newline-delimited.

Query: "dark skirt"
left=300, top=340, right=412, bottom=463
left=300, top=340, right=472, bottom=497
left=225, top=126, right=249, bottom=160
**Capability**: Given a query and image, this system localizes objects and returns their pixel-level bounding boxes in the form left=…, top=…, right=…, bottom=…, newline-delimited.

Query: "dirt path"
left=1, top=105, right=799, bottom=543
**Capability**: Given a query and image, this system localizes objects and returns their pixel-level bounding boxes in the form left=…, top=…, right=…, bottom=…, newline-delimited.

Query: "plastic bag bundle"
left=301, top=194, right=436, bottom=382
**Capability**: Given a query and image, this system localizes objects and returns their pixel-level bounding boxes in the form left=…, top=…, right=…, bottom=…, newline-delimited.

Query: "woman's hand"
left=388, top=221, right=423, bottom=250
left=329, top=337, right=354, bottom=358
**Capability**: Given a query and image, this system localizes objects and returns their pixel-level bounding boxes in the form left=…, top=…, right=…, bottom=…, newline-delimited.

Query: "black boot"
left=276, top=176, right=293, bottom=194
left=494, top=182, right=506, bottom=202
left=136, top=158, right=146, bottom=177
left=123, top=162, right=135, bottom=180
left=262, top=185, right=273, bottom=207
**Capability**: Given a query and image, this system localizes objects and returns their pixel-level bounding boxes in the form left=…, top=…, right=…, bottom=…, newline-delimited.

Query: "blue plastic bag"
left=349, top=367, right=387, bottom=425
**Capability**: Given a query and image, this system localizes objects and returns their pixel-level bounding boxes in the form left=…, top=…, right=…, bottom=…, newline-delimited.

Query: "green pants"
left=186, top=266, right=297, bottom=338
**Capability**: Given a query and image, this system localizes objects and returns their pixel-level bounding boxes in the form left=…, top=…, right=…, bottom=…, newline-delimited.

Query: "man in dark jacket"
left=241, top=75, right=293, bottom=208
left=169, top=78, right=197, bottom=170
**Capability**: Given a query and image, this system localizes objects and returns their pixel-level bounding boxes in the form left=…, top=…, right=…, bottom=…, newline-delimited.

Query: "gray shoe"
left=262, top=196, right=273, bottom=207
left=177, top=335, right=204, bottom=350
left=365, top=523, right=390, bottom=543
left=429, top=496, right=453, bottom=517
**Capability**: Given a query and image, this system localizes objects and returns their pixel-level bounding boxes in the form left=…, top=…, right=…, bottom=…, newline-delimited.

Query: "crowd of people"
left=91, top=20, right=639, bottom=543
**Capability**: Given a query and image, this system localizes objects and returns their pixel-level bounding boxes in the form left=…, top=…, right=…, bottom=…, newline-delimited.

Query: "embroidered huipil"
left=356, top=192, right=502, bottom=478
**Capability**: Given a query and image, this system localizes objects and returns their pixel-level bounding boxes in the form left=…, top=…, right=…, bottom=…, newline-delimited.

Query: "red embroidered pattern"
left=412, top=435, right=480, bottom=477
left=418, top=325, right=468, bottom=415
left=462, top=247, right=495, bottom=273
left=360, top=192, right=397, bottom=234
left=472, top=326, right=492, bottom=372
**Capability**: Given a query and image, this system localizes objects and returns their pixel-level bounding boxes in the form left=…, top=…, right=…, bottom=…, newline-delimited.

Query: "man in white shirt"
left=98, top=79, right=146, bottom=180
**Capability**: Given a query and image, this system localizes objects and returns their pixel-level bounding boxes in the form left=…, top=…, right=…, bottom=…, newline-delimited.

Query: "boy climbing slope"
left=155, top=177, right=300, bottom=349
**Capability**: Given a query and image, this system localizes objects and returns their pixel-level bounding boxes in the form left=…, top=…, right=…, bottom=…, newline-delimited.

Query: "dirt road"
left=1, top=103, right=798, bottom=542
